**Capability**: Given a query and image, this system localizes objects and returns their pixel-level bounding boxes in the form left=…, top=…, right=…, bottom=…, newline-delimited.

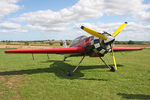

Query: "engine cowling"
left=90, top=33, right=114, bottom=56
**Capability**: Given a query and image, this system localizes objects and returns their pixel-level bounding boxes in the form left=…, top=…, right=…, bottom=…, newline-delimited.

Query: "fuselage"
left=65, top=34, right=113, bottom=58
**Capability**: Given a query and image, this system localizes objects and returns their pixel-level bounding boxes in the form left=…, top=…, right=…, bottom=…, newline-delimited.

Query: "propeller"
left=81, top=22, right=128, bottom=72
left=110, top=22, right=127, bottom=71
left=81, top=26, right=107, bottom=40
left=111, top=45, right=117, bottom=71
left=81, top=22, right=127, bottom=39
left=112, top=22, right=127, bottom=37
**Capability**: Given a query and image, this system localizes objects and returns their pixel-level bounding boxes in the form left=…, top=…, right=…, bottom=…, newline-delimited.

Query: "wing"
left=5, top=47, right=85, bottom=54
left=113, top=48, right=143, bottom=51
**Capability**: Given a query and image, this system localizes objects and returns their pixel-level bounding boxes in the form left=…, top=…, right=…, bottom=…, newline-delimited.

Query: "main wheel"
left=110, top=66, right=116, bottom=72
left=67, top=70, right=73, bottom=76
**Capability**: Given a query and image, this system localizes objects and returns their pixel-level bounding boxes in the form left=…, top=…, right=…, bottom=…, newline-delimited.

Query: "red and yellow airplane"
left=5, top=22, right=143, bottom=76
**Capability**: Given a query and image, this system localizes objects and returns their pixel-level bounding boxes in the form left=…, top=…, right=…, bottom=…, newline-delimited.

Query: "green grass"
left=0, top=48, right=150, bottom=100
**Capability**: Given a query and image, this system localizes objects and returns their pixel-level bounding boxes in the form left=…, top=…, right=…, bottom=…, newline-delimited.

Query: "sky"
left=0, top=0, right=150, bottom=41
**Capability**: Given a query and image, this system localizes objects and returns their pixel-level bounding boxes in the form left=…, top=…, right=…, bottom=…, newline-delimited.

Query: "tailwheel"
left=110, top=66, right=116, bottom=72
left=67, top=70, right=73, bottom=76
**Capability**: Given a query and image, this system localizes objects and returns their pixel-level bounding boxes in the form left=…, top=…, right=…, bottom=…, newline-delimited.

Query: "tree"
left=66, top=41, right=70, bottom=45
left=60, top=41, right=63, bottom=46
left=49, top=42, right=54, bottom=45
left=24, top=42, right=29, bottom=45
left=128, top=40, right=135, bottom=44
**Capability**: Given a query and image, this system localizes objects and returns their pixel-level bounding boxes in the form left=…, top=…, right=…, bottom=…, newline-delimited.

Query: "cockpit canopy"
left=70, top=35, right=87, bottom=47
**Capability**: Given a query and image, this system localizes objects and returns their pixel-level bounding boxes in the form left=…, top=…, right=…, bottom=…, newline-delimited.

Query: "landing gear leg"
left=68, top=55, right=86, bottom=76
left=63, top=57, right=67, bottom=61
left=99, top=57, right=116, bottom=72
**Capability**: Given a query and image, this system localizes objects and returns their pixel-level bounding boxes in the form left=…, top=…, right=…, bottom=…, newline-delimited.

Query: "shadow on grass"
left=0, top=60, right=123, bottom=80
left=117, top=93, right=150, bottom=99
left=79, top=78, right=108, bottom=81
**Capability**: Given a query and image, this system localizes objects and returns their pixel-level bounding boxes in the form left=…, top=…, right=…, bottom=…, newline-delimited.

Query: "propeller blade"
left=112, top=22, right=127, bottom=37
left=112, top=49, right=117, bottom=71
left=81, top=26, right=107, bottom=40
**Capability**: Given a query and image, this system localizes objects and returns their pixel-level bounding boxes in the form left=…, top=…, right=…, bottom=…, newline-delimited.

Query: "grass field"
left=0, top=48, right=150, bottom=100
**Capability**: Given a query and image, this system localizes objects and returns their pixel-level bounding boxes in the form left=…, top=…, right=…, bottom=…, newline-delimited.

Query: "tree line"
left=0, top=40, right=150, bottom=46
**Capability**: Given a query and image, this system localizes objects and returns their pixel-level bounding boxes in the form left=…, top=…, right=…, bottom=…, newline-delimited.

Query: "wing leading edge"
left=5, top=47, right=143, bottom=54
left=5, top=47, right=85, bottom=54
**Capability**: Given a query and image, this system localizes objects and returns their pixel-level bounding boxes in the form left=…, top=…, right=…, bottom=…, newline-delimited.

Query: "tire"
left=110, top=66, right=116, bottom=72
left=67, top=70, right=73, bottom=76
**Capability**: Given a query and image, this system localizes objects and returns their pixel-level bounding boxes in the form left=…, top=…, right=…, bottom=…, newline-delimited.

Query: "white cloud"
left=12, top=0, right=150, bottom=33
left=0, top=0, right=25, bottom=34
left=119, top=22, right=150, bottom=41
left=0, top=0, right=20, bottom=18
left=43, top=21, right=150, bottom=41
left=0, top=22, right=27, bottom=33
left=0, top=0, right=146, bottom=41
left=104, top=0, right=149, bottom=15
left=12, top=0, right=105, bottom=32
left=74, top=22, right=150, bottom=41
left=134, top=11, right=150, bottom=23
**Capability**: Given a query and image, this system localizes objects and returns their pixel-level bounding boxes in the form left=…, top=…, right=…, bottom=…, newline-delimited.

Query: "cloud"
left=12, top=0, right=150, bottom=33
left=42, top=21, right=150, bottom=41
left=0, top=0, right=24, bottom=33
left=12, top=0, right=104, bottom=32
left=74, top=22, right=150, bottom=41
left=0, top=0, right=20, bottom=18
left=119, top=22, right=150, bottom=41
left=104, top=0, right=149, bottom=15
left=12, top=0, right=105, bottom=32
left=0, top=0, right=146, bottom=41
left=133, top=11, right=150, bottom=23
left=0, top=22, right=27, bottom=33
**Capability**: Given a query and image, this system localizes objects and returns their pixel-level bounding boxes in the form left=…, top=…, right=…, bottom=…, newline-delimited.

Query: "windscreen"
left=69, top=35, right=87, bottom=47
